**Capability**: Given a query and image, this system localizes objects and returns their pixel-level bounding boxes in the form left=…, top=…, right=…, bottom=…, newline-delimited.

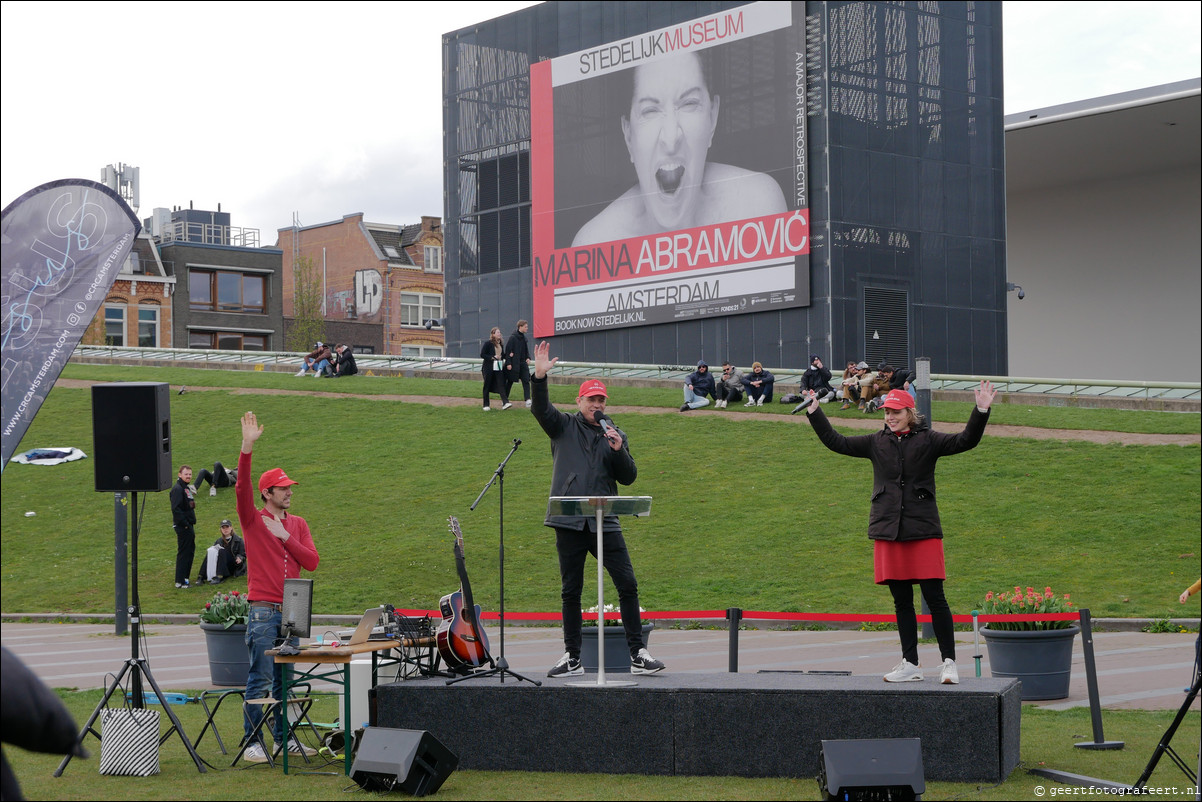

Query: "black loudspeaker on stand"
left=351, top=728, right=459, bottom=796
left=57, top=383, right=205, bottom=776
left=92, top=382, right=172, bottom=492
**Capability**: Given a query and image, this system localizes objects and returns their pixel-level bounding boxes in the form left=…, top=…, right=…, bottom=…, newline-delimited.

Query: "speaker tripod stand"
left=55, top=491, right=206, bottom=775
left=448, top=438, right=540, bottom=687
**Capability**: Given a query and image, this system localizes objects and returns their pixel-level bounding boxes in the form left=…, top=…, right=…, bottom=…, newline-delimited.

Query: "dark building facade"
left=443, top=1, right=1006, bottom=374
left=159, top=241, right=285, bottom=351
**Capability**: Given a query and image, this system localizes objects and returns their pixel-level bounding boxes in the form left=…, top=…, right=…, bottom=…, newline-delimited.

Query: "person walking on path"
left=504, top=320, right=533, bottom=407
left=480, top=327, right=511, bottom=411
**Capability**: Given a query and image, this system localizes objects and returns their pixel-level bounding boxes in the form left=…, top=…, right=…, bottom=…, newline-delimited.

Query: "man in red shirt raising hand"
left=236, top=411, right=321, bottom=762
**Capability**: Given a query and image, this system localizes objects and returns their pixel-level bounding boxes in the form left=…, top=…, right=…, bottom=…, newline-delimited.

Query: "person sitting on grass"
left=742, top=362, right=775, bottom=407
left=680, top=359, right=716, bottom=412
left=296, top=342, right=332, bottom=377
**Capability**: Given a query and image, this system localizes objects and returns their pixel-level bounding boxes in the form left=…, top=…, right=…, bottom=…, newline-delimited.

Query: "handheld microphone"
left=596, top=413, right=614, bottom=435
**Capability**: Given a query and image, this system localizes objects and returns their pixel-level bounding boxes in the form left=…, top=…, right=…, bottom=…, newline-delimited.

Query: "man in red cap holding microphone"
left=235, top=411, right=321, bottom=762
left=531, top=341, right=665, bottom=678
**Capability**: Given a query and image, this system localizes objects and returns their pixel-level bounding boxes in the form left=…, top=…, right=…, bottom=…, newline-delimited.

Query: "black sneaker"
left=630, top=648, right=665, bottom=675
left=547, top=652, right=583, bottom=678
left=679, top=403, right=690, bottom=412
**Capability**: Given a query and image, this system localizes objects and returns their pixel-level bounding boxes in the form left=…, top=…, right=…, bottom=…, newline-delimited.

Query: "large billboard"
left=530, top=1, right=809, bottom=338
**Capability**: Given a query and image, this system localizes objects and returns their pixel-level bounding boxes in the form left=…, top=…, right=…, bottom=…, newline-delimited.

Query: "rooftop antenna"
left=99, top=163, right=140, bottom=213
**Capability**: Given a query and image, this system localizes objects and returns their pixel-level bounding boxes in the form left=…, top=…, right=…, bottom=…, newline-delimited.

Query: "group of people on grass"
left=170, top=463, right=247, bottom=589
left=295, top=341, right=357, bottom=378
left=680, top=354, right=916, bottom=415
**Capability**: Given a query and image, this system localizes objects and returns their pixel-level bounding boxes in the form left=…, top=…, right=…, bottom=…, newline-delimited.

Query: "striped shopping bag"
left=98, top=707, right=161, bottom=776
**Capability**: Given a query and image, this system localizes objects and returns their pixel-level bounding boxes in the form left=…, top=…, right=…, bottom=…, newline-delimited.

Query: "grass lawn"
left=5, top=689, right=1199, bottom=800
left=1, top=363, right=1198, bottom=621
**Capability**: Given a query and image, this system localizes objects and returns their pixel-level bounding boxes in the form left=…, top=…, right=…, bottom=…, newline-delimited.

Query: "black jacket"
left=807, top=405, right=989, bottom=541
left=531, top=375, right=637, bottom=531
left=170, top=478, right=196, bottom=531
left=504, top=329, right=531, bottom=372
left=334, top=346, right=357, bottom=376
left=686, top=361, right=716, bottom=398
left=480, top=339, right=503, bottom=373
left=801, top=364, right=834, bottom=394
left=2, top=645, right=85, bottom=801
left=889, top=368, right=913, bottom=391
left=214, top=533, right=247, bottom=565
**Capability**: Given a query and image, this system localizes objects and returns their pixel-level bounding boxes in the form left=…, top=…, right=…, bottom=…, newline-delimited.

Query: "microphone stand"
left=450, top=438, right=540, bottom=686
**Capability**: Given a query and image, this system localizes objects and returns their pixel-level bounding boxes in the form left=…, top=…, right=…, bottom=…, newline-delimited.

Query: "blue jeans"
left=556, top=526, right=645, bottom=659
left=302, top=358, right=330, bottom=375
left=682, top=383, right=710, bottom=409
left=243, top=607, right=296, bottom=744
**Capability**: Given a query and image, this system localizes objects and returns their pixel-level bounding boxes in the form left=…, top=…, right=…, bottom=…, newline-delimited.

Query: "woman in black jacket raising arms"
left=801, top=381, right=996, bottom=685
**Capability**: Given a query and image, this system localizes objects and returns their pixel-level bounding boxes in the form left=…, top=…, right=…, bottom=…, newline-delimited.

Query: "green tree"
left=287, top=254, right=324, bottom=352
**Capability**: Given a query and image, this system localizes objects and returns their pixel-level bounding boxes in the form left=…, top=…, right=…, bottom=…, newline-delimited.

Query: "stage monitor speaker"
left=91, top=382, right=172, bottom=493
left=818, top=738, right=925, bottom=801
left=350, top=727, right=458, bottom=797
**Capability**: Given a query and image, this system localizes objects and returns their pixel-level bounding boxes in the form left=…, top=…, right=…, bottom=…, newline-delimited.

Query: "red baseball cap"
left=258, top=468, right=298, bottom=494
left=881, top=389, right=916, bottom=410
left=577, top=379, right=608, bottom=399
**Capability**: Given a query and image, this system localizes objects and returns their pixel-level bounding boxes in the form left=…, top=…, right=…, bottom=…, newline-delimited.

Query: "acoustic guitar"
left=435, top=516, right=493, bottom=672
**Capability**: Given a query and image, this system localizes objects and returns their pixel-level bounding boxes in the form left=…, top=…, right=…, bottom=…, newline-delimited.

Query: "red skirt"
left=874, top=538, right=946, bottom=584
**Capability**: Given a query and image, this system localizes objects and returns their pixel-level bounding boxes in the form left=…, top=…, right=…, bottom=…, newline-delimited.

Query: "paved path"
left=3, top=621, right=1197, bottom=713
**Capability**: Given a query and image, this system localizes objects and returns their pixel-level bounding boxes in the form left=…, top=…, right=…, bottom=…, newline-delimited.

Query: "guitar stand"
left=452, top=439, right=541, bottom=687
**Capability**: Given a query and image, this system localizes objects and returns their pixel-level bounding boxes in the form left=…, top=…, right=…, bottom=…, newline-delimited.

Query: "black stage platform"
left=372, top=672, right=1021, bottom=781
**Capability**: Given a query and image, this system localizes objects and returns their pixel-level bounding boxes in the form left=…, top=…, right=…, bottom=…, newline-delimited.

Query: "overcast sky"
left=2, top=1, right=1198, bottom=240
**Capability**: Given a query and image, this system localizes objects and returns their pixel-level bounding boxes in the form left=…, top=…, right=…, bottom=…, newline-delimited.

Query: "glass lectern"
left=547, top=495, right=652, bottom=687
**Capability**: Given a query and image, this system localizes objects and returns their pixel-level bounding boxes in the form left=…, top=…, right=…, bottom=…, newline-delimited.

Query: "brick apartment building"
left=277, top=214, right=445, bottom=356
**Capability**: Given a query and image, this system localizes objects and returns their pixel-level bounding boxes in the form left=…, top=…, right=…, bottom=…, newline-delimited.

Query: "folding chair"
left=231, top=692, right=316, bottom=768
left=196, top=688, right=245, bottom=754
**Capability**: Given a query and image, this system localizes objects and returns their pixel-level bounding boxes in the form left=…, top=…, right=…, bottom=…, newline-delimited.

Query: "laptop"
left=339, top=607, right=387, bottom=647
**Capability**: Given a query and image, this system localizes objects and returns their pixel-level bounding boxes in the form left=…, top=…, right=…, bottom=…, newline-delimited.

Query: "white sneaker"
left=294, top=369, right=305, bottom=377
left=525, top=399, right=532, bottom=408
left=243, top=742, right=269, bottom=763
left=939, top=658, right=959, bottom=685
left=502, top=402, right=513, bottom=410
left=884, top=659, right=923, bottom=682
left=482, top=406, right=491, bottom=412
left=717, top=399, right=726, bottom=409
left=744, top=399, right=756, bottom=407
left=278, top=738, right=318, bottom=757
left=756, top=397, right=765, bottom=406
left=209, top=486, right=217, bottom=497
